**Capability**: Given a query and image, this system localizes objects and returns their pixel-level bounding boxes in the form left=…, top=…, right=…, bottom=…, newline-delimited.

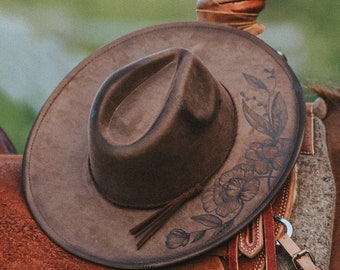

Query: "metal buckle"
left=274, top=215, right=293, bottom=246
left=292, top=249, right=316, bottom=270
left=274, top=216, right=317, bottom=269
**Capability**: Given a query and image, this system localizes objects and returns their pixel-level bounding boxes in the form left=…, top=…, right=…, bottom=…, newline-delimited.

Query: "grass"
left=0, top=91, right=36, bottom=153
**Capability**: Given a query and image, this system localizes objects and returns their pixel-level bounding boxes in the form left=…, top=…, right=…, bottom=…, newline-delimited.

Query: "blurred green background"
left=1, top=0, right=339, bottom=153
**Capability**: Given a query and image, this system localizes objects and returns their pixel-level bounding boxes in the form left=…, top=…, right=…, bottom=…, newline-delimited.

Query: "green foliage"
left=262, top=1, right=340, bottom=83
left=2, top=0, right=197, bottom=21
left=0, top=91, right=35, bottom=153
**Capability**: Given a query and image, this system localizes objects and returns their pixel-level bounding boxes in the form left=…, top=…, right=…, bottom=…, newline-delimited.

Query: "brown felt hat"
left=23, top=22, right=305, bottom=269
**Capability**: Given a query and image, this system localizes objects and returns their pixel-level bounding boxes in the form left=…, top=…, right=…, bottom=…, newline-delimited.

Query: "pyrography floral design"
left=166, top=68, right=293, bottom=249
left=245, top=138, right=292, bottom=176
left=202, top=164, right=259, bottom=220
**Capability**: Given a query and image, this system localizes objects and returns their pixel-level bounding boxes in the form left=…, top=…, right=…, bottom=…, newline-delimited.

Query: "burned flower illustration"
left=202, top=164, right=259, bottom=220
left=245, top=138, right=292, bottom=175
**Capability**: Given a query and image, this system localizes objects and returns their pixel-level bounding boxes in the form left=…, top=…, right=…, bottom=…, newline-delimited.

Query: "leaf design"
left=191, top=214, right=222, bottom=228
left=264, top=68, right=275, bottom=78
left=270, top=92, right=288, bottom=139
left=243, top=73, right=268, bottom=91
left=212, top=219, right=234, bottom=239
left=242, top=100, right=271, bottom=136
left=192, top=230, right=206, bottom=243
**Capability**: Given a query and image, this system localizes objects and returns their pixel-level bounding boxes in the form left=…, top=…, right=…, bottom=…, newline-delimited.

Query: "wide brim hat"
left=23, top=21, right=305, bottom=269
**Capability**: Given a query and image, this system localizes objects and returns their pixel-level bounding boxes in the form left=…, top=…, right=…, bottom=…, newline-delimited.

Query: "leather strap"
left=196, top=0, right=265, bottom=35
left=277, top=234, right=322, bottom=270
left=227, top=236, right=239, bottom=270
left=263, top=205, right=276, bottom=270
left=300, top=103, right=314, bottom=155
left=239, top=215, right=263, bottom=258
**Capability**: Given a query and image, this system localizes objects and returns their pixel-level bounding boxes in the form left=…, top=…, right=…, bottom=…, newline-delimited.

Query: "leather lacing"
left=130, top=184, right=203, bottom=249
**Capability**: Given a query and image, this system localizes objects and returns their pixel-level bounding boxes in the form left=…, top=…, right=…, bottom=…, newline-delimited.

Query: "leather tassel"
left=130, top=183, right=203, bottom=249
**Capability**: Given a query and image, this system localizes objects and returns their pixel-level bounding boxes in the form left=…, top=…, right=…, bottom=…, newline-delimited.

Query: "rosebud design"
left=166, top=229, right=190, bottom=249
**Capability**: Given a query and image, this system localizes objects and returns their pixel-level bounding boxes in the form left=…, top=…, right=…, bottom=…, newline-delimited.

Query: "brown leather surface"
left=197, top=0, right=265, bottom=13
left=263, top=205, right=277, bottom=270
left=300, top=103, right=315, bottom=155
left=196, top=0, right=266, bottom=35
left=277, top=234, right=322, bottom=270
left=238, top=215, right=264, bottom=258
left=227, top=236, right=239, bottom=269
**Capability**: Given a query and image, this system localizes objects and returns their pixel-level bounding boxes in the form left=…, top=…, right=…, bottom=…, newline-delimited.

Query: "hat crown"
left=89, top=48, right=236, bottom=208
